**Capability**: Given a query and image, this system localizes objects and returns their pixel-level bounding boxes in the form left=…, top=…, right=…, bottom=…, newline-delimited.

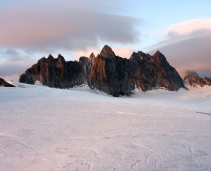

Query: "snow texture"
left=0, top=82, right=211, bottom=171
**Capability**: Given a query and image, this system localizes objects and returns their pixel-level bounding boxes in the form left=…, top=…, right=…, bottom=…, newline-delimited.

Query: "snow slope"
left=0, top=83, right=211, bottom=171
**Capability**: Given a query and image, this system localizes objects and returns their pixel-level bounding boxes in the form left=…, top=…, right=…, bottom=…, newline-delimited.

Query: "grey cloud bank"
left=0, top=49, right=35, bottom=80
left=149, top=29, right=211, bottom=77
left=0, top=1, right=140, bottom=53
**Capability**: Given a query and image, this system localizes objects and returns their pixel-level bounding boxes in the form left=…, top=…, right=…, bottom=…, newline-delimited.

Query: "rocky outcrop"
left=204, top=77, right=211, bottom=86
left=19, top=54, right=86, bottom=88
left=19, top=45, right=185, bottom=96
left=130, top=51, right=185, bottom=91
left=184, top=71, right=211, bottom=87
left=0, top=78, right=15, bottom=87
left=88, top=45, right=184, bottom=96
left=79, top=53, right=95, bottom=79
left=88, top=45, right=135, bottom=97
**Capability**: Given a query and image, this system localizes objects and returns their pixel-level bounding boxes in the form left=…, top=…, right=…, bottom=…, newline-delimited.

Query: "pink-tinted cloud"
left=73, top=46, right=134, bottom=59
left=163, top=18, right=211, bottom=36
left=0, top=1, right=140, bottom=53
left=112, top=46, right=134, bottom=58
left=72, top=48, right=100, bottom=59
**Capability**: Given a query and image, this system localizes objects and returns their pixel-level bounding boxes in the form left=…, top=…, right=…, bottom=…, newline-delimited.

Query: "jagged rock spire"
left=100, top=45, right=116, bottom=58
left=184, top=71, right=211, bottom=87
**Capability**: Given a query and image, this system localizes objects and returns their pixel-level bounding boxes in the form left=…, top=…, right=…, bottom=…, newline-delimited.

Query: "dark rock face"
left=184, top=71, right=211, bottom=87
left=79, top=53, right=95, bottom=80
left=19, top=45, right=185, bottom=96
left=204, top=77, right=211, bottom=86
left=0, top=78, right=15, bottom=87
left=88, top=45, right=184, bottom=96
left=88, top=45, right=135, bottom=97
left=130, top=51, right=185, bottom=91
left=19, top=54, right=86, bottom=88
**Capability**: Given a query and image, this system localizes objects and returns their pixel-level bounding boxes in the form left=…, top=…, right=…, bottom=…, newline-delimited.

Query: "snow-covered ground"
left=0, top=82, right=211, bottom=171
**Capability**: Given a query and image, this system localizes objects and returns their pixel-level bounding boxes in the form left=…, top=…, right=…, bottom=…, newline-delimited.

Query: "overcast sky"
left=0, top=0, right=211, bottom=81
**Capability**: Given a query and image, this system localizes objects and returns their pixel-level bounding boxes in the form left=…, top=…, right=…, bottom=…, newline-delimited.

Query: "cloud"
left=0, top=49, right=36, bottom=81
left=0, top=1, right=140, bottom=53
left=163, top=18, right=211, bottom=36
left=112, top=46, right=134, bottom=58
left=4, top=49, right=28, bottom=62
left=148, top=19, right=211, bottom=77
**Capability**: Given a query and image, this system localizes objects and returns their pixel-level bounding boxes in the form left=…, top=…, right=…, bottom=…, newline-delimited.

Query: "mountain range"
left=18, top=45, right=210, bottom=96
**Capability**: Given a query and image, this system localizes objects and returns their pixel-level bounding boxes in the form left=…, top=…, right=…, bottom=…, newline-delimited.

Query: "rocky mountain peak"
left=79, top=56, right=88, bottom=63
left=48, top=54, right=54, bottom=59
left=153, top=50, right=165, bottom=58
left=89, top=52, right=95, bottom=67
left=154, top=50, right=161, bottom=55
left=152, top=50, right=169, bottom=66
left=58, top=54, right=64, bottom=59
left=88, top=45, right=184, bottom=96
left=185, top=71, right=200, bottom=79
left=138, top=51, right=147, bottom=56
left=100, top=45, right=116, bottom=58
left=47, top=54, right=55, bottom=64
left=19, top=55, right=85, bottom=88
left=89, top=52, right=95, bottom=60
left=204, top=77, right=211, bottom=86
left=57, top=54, right=65, bottom=68
left=184, top=71, right=211, bottom=87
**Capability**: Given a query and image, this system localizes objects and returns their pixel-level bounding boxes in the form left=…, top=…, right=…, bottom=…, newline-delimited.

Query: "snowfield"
left=0, top=83, right=211, bottom=171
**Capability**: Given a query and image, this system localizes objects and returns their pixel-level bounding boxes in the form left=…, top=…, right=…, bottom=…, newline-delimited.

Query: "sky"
left=0, top=0, right=211, bottom=81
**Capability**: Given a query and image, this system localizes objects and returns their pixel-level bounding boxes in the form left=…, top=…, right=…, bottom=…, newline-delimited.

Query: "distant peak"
left=58, top=54, right=64, bottom=58
left=57, top=54, right=65, bottom=65
left=154, top=50, right=162, bottom=56
left=103, top=45, right=111, bottom=49
left=138, top=51, right=147, bottom=57
left=48, top=54, right=54, bottom=59
left=185, top=70, right=199, bottom=78
left=90, top=52, right=95, bottom=59
left=153, top=50, right=166, bottom=59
